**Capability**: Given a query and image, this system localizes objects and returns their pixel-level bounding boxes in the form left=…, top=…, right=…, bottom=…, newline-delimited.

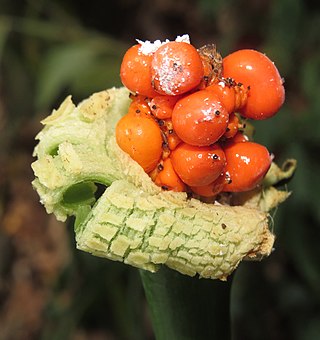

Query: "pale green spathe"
left=32, top=87, right=295, bottom=280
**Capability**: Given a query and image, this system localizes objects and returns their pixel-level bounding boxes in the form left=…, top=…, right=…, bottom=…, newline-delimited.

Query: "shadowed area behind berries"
left=0, top=0, right=319, bottom=339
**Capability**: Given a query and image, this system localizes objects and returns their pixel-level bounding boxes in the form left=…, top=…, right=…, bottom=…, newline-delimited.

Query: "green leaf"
left=70, top=55, right=122, bottom=96
left=36, top=42, right=98, bottom=109
left=36, top=39, right=125, bottom=110
left=0, top=16, right=11, bottom=62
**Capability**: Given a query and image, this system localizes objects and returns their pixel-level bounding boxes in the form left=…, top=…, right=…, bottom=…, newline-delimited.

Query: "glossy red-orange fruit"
left=149, top=95, right=180, bottom=120
left=172, top=90, right=229, bottom=146
left=120, top=44, right=158, bottom=97
left=190, top=172, right=227, bottom=198
left=205, top=82, right=236, bottom=114
left=151, top=41, right=204, bottom=96
left=116, top=113, right=163, bottom=173
left=170, top=142, right=226, bottom=187
left=223, top=113, right=239, bottom=139
left=154, top=158, right=186, bottom=192
left=222, top=49, right=285, bottom=120
left=223, top=141, right=272, bottom=192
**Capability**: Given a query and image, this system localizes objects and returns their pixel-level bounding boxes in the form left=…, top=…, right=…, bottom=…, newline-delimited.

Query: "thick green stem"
left=140, top=267, right=232, bottom=340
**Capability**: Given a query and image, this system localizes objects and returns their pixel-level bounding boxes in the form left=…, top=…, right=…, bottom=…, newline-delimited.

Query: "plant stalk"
left=140, top=267, right=232, bottom=340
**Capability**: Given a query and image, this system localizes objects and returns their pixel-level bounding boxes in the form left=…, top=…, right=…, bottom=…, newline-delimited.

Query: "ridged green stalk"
left=140, top=267, right=232, bottom=339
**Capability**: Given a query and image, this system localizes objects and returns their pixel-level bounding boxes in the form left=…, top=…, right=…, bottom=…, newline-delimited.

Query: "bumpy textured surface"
left=76, top=180, right=271, bottom=280
left=32, top=87, right=294, bottom=280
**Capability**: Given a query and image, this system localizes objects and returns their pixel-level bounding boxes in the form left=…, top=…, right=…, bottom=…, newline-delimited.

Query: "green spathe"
left=32, top=87, right=295, bottom=280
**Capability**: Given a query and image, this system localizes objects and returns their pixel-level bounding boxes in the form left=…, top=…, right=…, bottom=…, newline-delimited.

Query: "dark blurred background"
left=0, top=0, right=319, bottom=339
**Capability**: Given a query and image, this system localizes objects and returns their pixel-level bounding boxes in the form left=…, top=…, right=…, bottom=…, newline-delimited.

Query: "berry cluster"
left=116, top=37, right=285, bottom=198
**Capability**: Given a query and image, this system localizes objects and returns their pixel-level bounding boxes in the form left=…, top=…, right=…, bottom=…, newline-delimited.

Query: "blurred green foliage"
left=0, top=0, right=319, bottom=339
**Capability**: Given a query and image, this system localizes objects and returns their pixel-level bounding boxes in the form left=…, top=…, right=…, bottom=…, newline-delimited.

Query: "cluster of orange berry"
left=116, top=37, right=285, bottom=198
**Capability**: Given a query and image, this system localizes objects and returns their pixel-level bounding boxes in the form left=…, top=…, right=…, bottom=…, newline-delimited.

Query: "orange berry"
left=223, top=141, right=272, bottom=192
left=227, top=131, right=249, bottom=144
left=155, top=158, right=186, bottom=192
left=206, top=80, right=249, bottom=114
left=172, top=90, right=229, bottom=146
left=116, top=113, right=163, bottom=173
left=167, top=131, right=182, bottom=151
left=190, top=172, right=227, bottom=198
left=206, top=82, right=236, bottom=114
left=223, top=112, right=239, bottom=139
left=120, top=44, right=158, bottom=97
left=127, top=95, right=152, bottom=117
left=223, top=49, right=285, bottom=120
left=171, top=143, right=226, bottom=187
left=149, top=95, right=180, bottom=120
left=151, top=41, right=204, bottom=95
left=233, top=82, right=249, bottom=111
